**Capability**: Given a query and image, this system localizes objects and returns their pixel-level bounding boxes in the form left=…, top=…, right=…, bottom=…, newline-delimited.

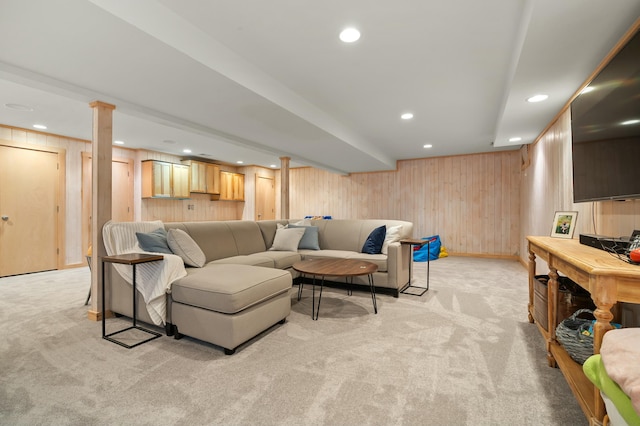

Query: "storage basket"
left=533, top=275, right=595, bottom=331
left=555, top=308, right=594, bottom=364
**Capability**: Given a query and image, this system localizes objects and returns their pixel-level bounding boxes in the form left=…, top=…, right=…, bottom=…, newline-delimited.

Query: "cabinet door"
left=172, top=164, right=191, bottom=198
left=220, top=171, right=233, bottom=200
left=189, top=161, right=207, bottom=193
left=205, top=164, right=220, bottom=195
left=232, top=173, right=245, bottom=200
left=142, top=160, right=172, bottom=198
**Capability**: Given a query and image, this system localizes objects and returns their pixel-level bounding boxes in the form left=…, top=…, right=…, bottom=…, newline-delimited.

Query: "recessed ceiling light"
left=621, top=119, right=640, bottom=126
left=509, top=137, right=522, bottom=142
left=236, top=160, right=244, bottom=164
left=423, top=144, right=433, bottom=149
left=114, top=140, right=125, bottom=145
left=401, top=113, right=414, bottom=120
left=339, top=28, right=360, bottom=43
left=183, top=149, right=192, bottom=153
left=33, top=124, right=47, bottom=130
left=5, top=103, right=34, bottom=111
left=527, top=94, right=548, bottom=103
left=270, top=164, right=277, bottom=168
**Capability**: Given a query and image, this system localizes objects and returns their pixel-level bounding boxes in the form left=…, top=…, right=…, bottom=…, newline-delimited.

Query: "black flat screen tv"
left=571, top=28, right=640, bottom=203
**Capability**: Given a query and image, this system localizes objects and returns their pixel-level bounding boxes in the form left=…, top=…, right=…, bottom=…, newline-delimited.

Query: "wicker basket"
left=555, top=308, right=594, bottom=364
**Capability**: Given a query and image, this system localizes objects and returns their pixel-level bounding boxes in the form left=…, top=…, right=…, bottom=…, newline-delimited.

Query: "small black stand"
left=400, top=239, right=430, bottom=296
left=101, top=253, right=164, bottom=349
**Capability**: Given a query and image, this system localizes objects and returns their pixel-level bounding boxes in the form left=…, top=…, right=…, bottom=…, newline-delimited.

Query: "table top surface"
left=102, top=253, right=164, bottom=265
left=400, top=238, right=429, bottom=246
left=292, top=258, right=378, bottom=276
left=528, top=236, right=640, bottom=277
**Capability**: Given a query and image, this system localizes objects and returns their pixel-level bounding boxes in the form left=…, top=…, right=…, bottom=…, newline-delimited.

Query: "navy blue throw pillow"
left=361, top=225, right=386, bottom=254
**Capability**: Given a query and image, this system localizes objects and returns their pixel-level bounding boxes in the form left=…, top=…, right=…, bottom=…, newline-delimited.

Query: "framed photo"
left=551, top=211, right=578, bottom=239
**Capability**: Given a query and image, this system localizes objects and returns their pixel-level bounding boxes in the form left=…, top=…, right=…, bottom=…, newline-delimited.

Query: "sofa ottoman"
left=170, top=264, right=292, bottom=354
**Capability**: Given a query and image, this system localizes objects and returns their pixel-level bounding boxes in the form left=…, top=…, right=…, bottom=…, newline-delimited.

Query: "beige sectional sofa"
left=105, top=218, right=413, bottom=354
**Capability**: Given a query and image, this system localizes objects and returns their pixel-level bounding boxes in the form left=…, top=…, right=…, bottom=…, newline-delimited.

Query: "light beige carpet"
left=0, top=256, right=586, bottom=425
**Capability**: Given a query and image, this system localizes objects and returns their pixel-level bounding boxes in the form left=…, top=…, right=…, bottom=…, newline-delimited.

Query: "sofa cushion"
left=167, top=228, right=206, bottom=267
left=313, top=220, right=362, bottom=251
left=171, top=264, right=292, bottom=314
left=136, top=228, right=172, bottom=254
left=166, top=222, right=239, bottom=262
left=362, top=225, right=386, bottom=254
left=269, top=227, right=305, bottom=251
left=248, top=251, right=302, bottom=269
left=256, top=220, right=291, bottom=249
left=345, top=252, right=388, bottom=272
left=210, top=255, right=274, bottom=268
left=287, top=224, right=320, bottom=250
left=225, top=221, right=269, bottom=254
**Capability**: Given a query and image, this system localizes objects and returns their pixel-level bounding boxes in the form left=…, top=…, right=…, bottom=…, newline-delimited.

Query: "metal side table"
left=399, top=238, right=431, bottom=296
left=101, top=253, right=164, bottom=348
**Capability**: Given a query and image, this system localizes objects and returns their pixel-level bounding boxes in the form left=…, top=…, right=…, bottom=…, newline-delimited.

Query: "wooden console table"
left=527, top=236, right=640, bottom=425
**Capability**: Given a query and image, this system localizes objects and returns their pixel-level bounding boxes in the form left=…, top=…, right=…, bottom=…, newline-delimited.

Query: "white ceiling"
left=0, top=0, right=639, bottom=174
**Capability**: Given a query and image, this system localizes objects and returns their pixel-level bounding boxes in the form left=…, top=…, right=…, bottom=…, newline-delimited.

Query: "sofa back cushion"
left=165, top=221, right=266, bottom=263
left=313, top=220, right=363, bottom=251
left=225, top=221, right=268, bottom=254
left=256, top=220, right=291, bottom=248
left=165, top=222, right=236, bottom=262
left=312, top=219, right=413, bottom=252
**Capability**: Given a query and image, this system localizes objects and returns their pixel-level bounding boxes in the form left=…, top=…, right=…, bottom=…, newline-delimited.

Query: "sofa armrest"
left=386, top=242, right=410, bottom=289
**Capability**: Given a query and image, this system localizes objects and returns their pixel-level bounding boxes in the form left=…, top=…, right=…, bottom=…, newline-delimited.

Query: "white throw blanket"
left=600, top=327, right=640, bottom=417
left=102, top=220, right=187, bottom=325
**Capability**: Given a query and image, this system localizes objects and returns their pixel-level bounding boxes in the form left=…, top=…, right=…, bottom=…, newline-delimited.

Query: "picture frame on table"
left=551, top=211, right=578, bottom=239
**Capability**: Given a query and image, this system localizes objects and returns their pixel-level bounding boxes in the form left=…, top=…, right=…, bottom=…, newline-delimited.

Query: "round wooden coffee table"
left=292, top=258, right=378, bottom=320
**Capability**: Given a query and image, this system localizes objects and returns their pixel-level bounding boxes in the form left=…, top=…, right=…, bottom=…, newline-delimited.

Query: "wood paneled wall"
left=8, top=103, right=639, bottom=268
left=520, top=109, right=640, bottom=266
left=288, top=150, right=522, bottom=257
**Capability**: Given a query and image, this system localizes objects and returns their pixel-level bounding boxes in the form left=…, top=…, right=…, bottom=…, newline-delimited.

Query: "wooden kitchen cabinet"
left=219, top=171, right=244, bottom=201
left=205, top=163, right=221, bottom=195
left=182, top=160, right=220, bottom=195
left=141, top=160, right=190, bottom=199
left=172, top=164, right=190, bottom=198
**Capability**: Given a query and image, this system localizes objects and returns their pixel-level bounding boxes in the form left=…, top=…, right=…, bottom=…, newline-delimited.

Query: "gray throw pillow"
left=287, top=224, right=320, bottom=250
left=136, top=228, right=172, bottom=254
left=167, top=228, right=206, bottom=267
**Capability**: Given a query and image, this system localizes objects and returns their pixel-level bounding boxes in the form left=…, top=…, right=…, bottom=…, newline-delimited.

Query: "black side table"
left=101, top=253, right=164, bottom=348
left=399, top=239, right=431, bottom=296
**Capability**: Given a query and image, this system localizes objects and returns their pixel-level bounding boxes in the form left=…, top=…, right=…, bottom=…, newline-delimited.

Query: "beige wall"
left=520, top=109, right=640, bottom=267
left=286, top=150, right=522, bottom=257
left=5, top=105, right=639, bottom=268
left=0, top=125, right=247, bottom=267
